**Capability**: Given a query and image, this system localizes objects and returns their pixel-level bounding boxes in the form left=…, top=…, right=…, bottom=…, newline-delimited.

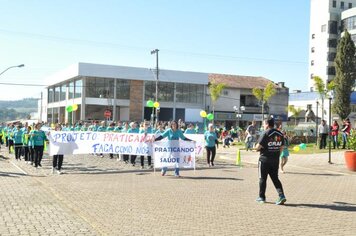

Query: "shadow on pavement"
left=180, top=176, right=243, bottom=181
left=285, top=203, right=356, bottom=212
left=0, top=172, right=27, bottom=177
left=285, top=171, right=343, bottom=177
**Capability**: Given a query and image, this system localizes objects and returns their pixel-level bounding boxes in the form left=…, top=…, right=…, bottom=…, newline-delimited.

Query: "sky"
left=0, top=0, right=310, bottom=101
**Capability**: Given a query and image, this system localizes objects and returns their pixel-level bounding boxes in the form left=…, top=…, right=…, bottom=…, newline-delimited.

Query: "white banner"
left=48, top=131, right=153, bottom=156
left=153, top=140, right=195, bottom=169
left=48, top=131, right=202, bottom=156
left=184, top=134, right=204, bottom=157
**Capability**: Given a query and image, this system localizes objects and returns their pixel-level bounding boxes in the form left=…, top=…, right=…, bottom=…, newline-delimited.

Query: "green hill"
left=0, top=98, right=38, bottom=122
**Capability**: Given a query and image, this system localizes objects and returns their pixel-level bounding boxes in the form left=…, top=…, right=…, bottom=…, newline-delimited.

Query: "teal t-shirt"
left=204, top=131, right=217, bottom=147
left=161, top=128, right=187, bottom=140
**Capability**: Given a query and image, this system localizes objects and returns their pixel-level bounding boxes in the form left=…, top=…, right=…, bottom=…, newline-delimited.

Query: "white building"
left=39, top=62, right=289, bottom=127
left=341, top=7, right=356, bottom=41
left=308, top=0, right=356, bottom=91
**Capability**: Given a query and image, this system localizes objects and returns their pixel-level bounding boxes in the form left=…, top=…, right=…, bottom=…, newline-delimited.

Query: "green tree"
left=252, top=82, right=276, bottom=120
left=287, top=105, right=302, bottom=126
left=208, top=80, right=225, bottom=122
left=333, top=30, right=356, bottom=120
left=313, top=76, right=335, bottom=121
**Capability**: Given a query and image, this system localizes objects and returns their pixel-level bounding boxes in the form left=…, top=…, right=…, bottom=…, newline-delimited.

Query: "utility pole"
left=151, top=49, right=159, bottom=125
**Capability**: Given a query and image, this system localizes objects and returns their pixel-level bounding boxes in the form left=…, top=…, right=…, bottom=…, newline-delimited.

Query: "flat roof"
left=44, top=62, right=209, bottom=86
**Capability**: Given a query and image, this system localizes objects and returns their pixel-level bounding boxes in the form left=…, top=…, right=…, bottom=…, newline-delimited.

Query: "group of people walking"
left=0, top=122, right=48, bottom=169
left=1, top=117, right=291, bottom=206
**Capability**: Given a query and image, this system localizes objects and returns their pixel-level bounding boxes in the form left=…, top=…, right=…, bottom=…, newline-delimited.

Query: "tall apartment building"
left=308, top=0, right=356, bottom=91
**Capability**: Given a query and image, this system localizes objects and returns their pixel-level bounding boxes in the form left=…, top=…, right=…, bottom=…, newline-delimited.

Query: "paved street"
left=0, top=146, right=355, bottom=236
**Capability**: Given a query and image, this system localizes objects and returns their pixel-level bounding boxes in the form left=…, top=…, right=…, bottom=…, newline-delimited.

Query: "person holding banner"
left=204, top=123, right=219, bottom=167
left=154, top=120, right=194, bottom=177
left=139, top=122, right=153, bottom=169
left=107, top=122, right=116, bottom=159
left=52, top=124, right=64, bottom=174
left=128, top=122, right=140, bottom=166
left=122, top=122, right=130, bottom=164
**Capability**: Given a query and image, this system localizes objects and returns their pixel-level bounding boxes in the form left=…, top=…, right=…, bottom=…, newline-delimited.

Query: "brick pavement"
left=0, top=147, right=355, bottom=236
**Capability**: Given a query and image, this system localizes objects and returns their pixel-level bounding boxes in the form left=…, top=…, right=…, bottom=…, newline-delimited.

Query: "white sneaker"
left=57, top=170, right=62, bottom=175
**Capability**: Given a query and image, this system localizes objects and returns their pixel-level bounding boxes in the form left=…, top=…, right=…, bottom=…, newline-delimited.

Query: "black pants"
left=34, top=145, right=44, bottom=167
left=123, top=154, right=129, bottom=162
left=130, top=155, right=137, bottom=165
left=205, top=146, right=216, bottom=164
left=319, top=134, right=328, bottom=149
left=14, top=144, right=23, bottom=160
left=53, top=155, right=64, bottom=170
left=258, top=160, right=284, bottom=199
left=29, top=147, right=34, bottom=163
left=140, top=156, right=152, bottom=167
left=5, top=137, right=8, bottom=147
left=23, top=146, right=30, bottom=161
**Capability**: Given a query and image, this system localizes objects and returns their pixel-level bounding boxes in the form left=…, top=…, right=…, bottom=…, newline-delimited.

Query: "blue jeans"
left=342, top=133, right=348, bottom=148
left=332, top=135, right=338, bottom=148
left=162, top=167, right=180, bottom=176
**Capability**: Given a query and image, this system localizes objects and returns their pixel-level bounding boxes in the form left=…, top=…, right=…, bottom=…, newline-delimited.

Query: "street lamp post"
left=151, top=49, right=159, bottom=125
left=328, top=92, right=333, bottom=164
left=233, top=106, right=245, bottom=128
left=315, top=99, right=319, bottom=146
left=0, top=64, right=24, bottom=77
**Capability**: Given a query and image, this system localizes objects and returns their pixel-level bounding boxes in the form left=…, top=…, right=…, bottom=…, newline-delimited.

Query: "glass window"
left=352, top=34, right=356, bottom=44
left=47, top=108, right=53, bottom=123
left=327, top=52, right=336, bottom=62
left=240, top=95, right=259, bottom=107
left=310, top=74, right=314, bottom=79
left=69, top=82, right=74, bottom=99
left=312, top=34, right=315, bottom=39
left=85, top=77, right=113, bottom=98
left=311, top=47, right=315, bottom=53
left=48, top=87, right=54, bottom=103
left=116, top=79, right=130, bottom=99
left=341, top=1, right=344, bottom=9
left=54, top=86, right=60, bottom=102
left=329, top=21, right=338, bottom=34
left=333, top=0, right=337, bottom=7
left=75, top=80, right=82, bottom=98
left=349, top=3, right=352, bottom=8
left=327, top=66, right=336, bottom=75
left=60, top=84, right=66, bottom=101
left=144, top=81, right=174, bottom=102
left=311, top=60, right=314, bottom=66
left=321, top=24, right=326, bottom=32
left=175, top=83, right=203, bottom=104
left=328, top=38, right=338, bottom=48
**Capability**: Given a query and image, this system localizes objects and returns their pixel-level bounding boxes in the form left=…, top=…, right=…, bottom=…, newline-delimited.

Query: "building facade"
left=308, top=0, right=356, bottom=91
left=40, top=63, right=288, bottom=127
left=341, top=7, right=356, bottom=42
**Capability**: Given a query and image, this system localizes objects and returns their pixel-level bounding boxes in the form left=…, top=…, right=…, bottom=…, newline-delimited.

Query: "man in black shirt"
left=255, top=118, right=286, bottom=205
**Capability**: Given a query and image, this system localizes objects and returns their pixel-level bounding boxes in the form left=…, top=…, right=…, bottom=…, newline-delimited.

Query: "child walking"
left=280, top=130, right=289, bottom=173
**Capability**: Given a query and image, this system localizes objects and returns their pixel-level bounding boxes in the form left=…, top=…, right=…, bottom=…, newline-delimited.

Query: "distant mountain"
left=0, top=98, right=38, bottom=122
